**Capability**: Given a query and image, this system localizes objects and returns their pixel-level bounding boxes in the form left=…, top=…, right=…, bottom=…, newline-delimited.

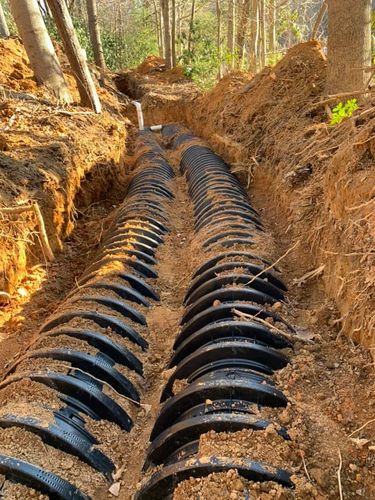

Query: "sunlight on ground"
left=0, top=265, right=48, bottom=341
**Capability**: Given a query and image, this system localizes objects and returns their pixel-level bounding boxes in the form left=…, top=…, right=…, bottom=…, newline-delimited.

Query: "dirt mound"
left=135, top=54, right=187, bottom=82
left=136, top=55, right=165, bottom=74
left=0, top=37, right=130, bottom=296
left=0, top=38, right=38, bottom=94
left=115, top=55, right=197, bottom=123
left=187, top=41, right=375, bottom=350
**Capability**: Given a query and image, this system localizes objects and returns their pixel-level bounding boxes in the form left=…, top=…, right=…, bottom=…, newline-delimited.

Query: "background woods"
left=1, top=0, right=373, bottom=90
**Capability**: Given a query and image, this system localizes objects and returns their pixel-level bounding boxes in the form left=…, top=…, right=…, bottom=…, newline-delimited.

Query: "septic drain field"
left=0, top=127, right=374, bottom=499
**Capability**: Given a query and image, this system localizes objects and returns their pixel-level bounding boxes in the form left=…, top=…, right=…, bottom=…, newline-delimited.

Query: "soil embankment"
left=0, top=38, right=131, bottom=296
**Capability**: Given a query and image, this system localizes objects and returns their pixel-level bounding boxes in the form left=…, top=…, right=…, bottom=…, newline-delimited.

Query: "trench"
left=0, top=125, right=373, bottom=500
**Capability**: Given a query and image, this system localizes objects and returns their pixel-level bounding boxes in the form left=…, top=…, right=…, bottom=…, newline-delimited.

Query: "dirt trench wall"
left=137, top=42, right=375, bottom=350
left=0, top=116, right=127, bottom=295
left=0, top=38, right=133, bottom=296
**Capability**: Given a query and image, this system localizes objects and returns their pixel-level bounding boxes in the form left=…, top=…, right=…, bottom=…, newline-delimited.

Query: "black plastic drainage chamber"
left=135, top=125, right=295, bottom=499
left=0, top=132, right=174, bottom=499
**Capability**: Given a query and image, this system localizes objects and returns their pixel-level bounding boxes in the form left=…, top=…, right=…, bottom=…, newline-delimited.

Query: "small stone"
left=233, top=479, right=244, bottom=492
left=61, top=458, right=74, bottom=470
left=17, top=287, right=28, bottom=298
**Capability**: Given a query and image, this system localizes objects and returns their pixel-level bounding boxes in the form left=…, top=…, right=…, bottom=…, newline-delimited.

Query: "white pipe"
left=150, top=125, right=163, bottom=131
left=132, top=101, right=144, bottom=131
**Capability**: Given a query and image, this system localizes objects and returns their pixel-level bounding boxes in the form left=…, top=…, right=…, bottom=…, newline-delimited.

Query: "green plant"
left=178, top=11, right=219, bottom=90
left=330, top=98, right=359, bottom=125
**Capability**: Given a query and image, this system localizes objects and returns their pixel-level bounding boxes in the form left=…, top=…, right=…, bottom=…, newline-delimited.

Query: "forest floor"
left=0, top=37, right=374, bottom=500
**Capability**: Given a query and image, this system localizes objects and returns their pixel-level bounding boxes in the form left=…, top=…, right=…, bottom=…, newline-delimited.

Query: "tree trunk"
left=9, top=0, right=72, bottom=103
left=159, top=2, right=165, bottom=58
left=187, top=0, right=195, bottom=55
left=327, top=0, right=372, bottom=94
left=311, top=0, right=327, bottom=40
left=268, top=0, right=276, bottom=59
left=47, top=0, right=101, bottom=112
left=0, top=5, right=10, bottom=38
left=216, top=0, right=222, bottom=79
left=171, top=0, right=176, bottom=67
left=177, top=0, right=182, bottom=57
left=236, top=0, right=250, bottom=66
left=259, top=0, right=266, bottom=68
left=86, top=0, right=106, bottom=77
left=152, top=0, right=163, bottom=57
left=161, top=0, right=172, bottom=69
left=248, top=0, right=258, bottom=73
left=227, top=0, right=235, bottom=69
left=75, top=0, right=84, bottom=16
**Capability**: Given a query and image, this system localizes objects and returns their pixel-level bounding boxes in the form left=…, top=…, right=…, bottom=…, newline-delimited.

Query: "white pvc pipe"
left=150, top=125, right=163, bottom=132
left=132, top=101, right=144, bottom=131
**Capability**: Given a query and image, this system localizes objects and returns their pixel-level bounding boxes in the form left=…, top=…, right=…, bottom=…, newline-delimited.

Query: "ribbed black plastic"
left=137, top=125, right=295, bottom=497
left=0, top=131, right=173, bottom=498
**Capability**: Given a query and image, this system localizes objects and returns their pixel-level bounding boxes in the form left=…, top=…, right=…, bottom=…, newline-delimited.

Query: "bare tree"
left=86, top=0, right=106, bottom=78
left=216, top=0, right=223, bottom=78
left=171, top=0, right=177, bottom=66
left=227, top=0, right=235, bottom=69
left=47, top=0, right=101, bottom=112
left=236, top=0, right=250, bottom=66
left=310, top=0, right=327, bottom=40
left=268, top=0, right=276, bottom=58
left=73, top=0, right=84, bottom=16
left=161, top=0, right=172, bottom=68
left=248, top=0, right=258, bottom=72
left=0, top=5, right=10, bottom=38
left=152, top=0, right=163, bottom=57
left=10, top=0, right=72, bottom=102
left=259, top=0, right=266, bottom=68
left=176, top=0, right=183, bottom=58
left=187, top=0, right=195, bottom=55
left=327, top=0, right=372, bottom=94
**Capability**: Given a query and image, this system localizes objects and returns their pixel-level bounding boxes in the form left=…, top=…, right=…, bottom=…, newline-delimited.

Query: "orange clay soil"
left=0, top=37, right=133, bottom=296
left=0, top=138, right=373, bottom=498
left=127, top=41, right=375, bottom=352
left=0, top=196, right=129, bottom=371
left=0, top=41, right=374, bottom=498
left=156, top=144, right=375, bottom=499
left=115, top=55, right=199, bottom=125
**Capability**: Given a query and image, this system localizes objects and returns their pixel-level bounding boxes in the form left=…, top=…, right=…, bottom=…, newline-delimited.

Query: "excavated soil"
left=0, top=37, right=131, bottom=296
left=115, top=55, right=199, bottom=126
left=0, top=200, right=123, bottom=374
left=0, top=39, right=374, bottom=499
left=0, top=127, right=373, bottom=499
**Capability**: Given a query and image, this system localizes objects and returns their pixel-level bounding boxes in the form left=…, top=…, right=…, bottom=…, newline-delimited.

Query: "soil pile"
left=133, top=41, right=375, bottom=351
left=0, top=37, right=130, bottom=295
left=135, top=55, right=185, bottom=82
left=115, top=55, right=198, bottom=125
